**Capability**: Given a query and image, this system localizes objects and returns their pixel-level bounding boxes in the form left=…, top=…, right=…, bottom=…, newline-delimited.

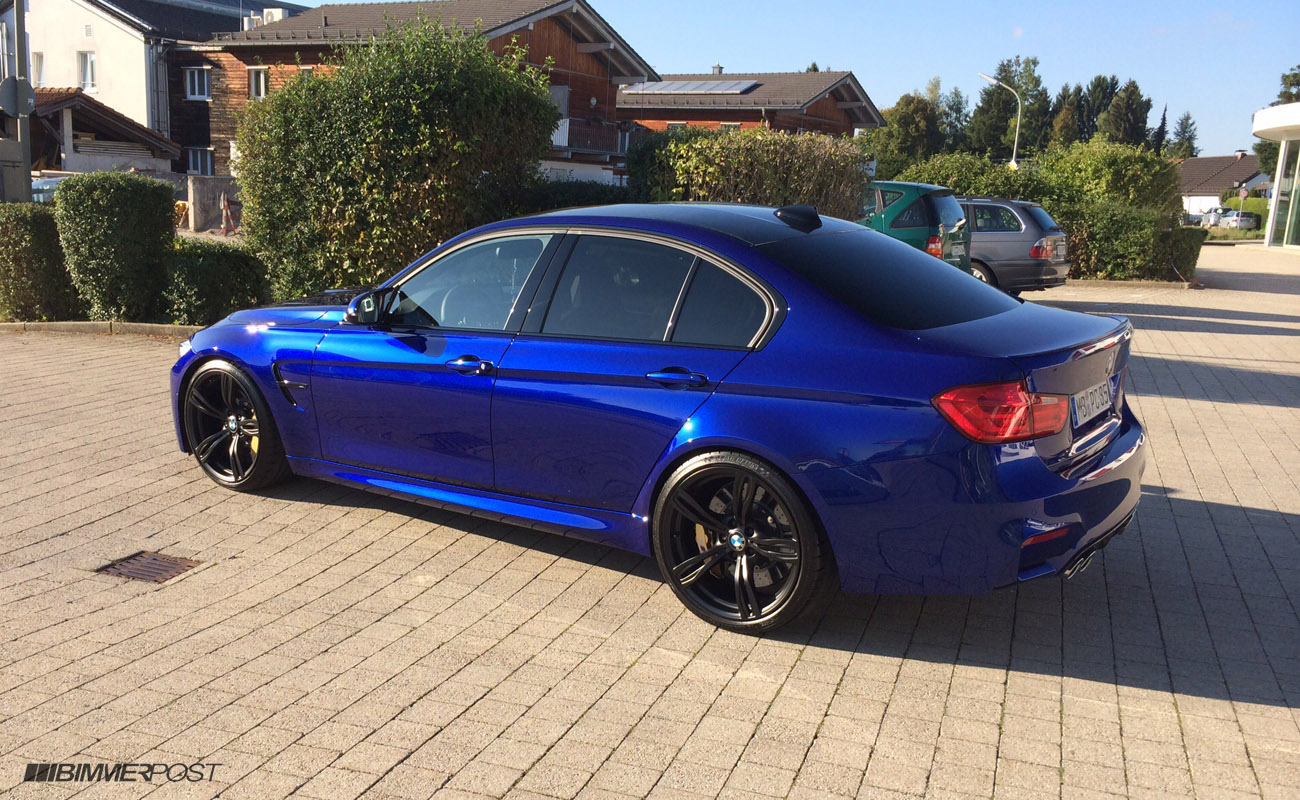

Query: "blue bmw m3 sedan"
left=170, top=203, right=1145, bottom=632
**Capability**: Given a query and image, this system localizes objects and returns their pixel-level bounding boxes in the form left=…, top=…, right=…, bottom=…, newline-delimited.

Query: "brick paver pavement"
left=1, top=243, right=1297, bottom=799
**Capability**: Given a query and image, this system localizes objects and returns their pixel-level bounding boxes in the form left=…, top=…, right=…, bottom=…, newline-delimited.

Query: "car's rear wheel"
left=971, top=261, right=997, bottom=286
left=182, top=360, right=291, bottom=491
left=652, top=452, right=834, bottom=633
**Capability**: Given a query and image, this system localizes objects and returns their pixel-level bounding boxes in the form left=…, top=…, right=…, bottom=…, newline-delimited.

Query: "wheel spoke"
left=731, top=471, right=757, bottom=527
left=228, top=436, right=245, bottom=481
left=240, top=417, right=260, bottom=436
left=673, top=491, right=727, bottom=534
left=750, top=537, right=798, bottom=564
left=188, top=391, right=225, bottom=420
left=733, top=553, right=760, bottom=620
left=672, top=544, right=730, bottom=586
left=220, top=373, right=237, bottom=411
left=194, top=429, right=230, bottom=463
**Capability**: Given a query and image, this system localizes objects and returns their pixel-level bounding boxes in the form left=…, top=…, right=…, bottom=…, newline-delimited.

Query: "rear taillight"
left=925, top=235, right=944, bottom=258
left=1028, top=237, right=1051, bottom=259
left=932, top=380, right=1069, bottom=444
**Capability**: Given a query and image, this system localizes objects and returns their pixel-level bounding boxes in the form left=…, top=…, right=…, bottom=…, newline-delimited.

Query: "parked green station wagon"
left=861, top=181, right=972, bottom=274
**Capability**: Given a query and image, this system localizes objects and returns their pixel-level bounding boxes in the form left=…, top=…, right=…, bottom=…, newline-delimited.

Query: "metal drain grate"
left=98, top=551, right=201, bottom=583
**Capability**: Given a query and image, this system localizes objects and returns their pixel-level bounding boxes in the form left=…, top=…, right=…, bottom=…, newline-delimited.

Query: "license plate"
left=951, top=244, right=966, bottom=256
left=1072, top=380, right=1112, bottom=428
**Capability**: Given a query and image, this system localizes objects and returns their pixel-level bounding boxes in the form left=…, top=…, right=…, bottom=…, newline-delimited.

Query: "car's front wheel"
left=182, top=360, right=291, bottom=491
left=652, top=452, right=835, bottom=633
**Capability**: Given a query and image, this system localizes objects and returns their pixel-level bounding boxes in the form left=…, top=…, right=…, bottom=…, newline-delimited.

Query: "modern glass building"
left=1253, top=102, right=1300, bottom=248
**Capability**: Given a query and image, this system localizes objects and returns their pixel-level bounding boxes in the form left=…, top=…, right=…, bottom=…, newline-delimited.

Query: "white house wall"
left=2, top=0, right=151, bottom=127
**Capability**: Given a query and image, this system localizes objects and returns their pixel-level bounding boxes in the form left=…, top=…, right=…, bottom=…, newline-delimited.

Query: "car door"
left=309, top=232, right=560, bottom=488
left=491, top=233, right=773, bottom=512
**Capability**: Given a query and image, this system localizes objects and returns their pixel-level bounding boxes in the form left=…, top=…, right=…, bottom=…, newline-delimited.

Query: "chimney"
left=1235, top=149, right=1246, bottom=159
left=712, top=63, right=723, bottom=75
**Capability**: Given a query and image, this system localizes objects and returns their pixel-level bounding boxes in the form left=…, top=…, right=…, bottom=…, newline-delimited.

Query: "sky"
left=314, top=0, right=1300, bottom=157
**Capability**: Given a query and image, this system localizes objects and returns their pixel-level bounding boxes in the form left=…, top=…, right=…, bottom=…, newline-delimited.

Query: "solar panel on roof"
left=622, top=80, right=759, bottom=95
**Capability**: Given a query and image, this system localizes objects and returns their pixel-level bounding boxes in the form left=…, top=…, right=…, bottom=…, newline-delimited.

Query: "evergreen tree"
left=1051, top=103, right=1078, bottom=146
left=1096, top=80, right=1152, bottom=145
left=940, top=86, right=970, bottom=152
left=805, top=62, right=820, bottom=73
left=1149, top=105, right=1168, bottom=155
left=966, top=58, right=1020, bottom=159
left=1079, top=75, right=1119, bottom=140
left=1168, top=112, right=1198, bottom=160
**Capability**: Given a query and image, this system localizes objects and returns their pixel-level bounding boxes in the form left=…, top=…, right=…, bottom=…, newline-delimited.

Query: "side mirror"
left=344, top=289, right=390, bottom=325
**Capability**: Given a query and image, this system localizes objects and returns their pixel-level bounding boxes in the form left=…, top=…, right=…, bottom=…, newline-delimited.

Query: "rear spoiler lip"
left=1008, top=316, right=1132, bottom=361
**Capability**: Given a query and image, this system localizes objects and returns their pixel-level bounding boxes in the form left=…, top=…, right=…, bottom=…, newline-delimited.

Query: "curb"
left=1064, top=278, right=1191, bottom=289
left=0, top=321, right=203, bottom=337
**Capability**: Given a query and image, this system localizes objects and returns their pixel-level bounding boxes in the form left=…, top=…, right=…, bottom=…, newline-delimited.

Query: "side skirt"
left=287, top=456, right=651, bottom=555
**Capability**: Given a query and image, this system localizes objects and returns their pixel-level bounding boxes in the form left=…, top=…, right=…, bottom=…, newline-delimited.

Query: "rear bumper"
left=989, top=258, right=1070, bottom=291
left=799, top=401, right=1146, bottom=595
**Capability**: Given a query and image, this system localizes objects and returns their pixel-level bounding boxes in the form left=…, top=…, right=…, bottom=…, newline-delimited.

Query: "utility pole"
left=13, top=0, right=32, bottom=201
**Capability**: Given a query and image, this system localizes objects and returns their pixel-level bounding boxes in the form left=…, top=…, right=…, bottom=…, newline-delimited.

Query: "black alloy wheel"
left=183, top=360, right=290, bottom=491
left=653, top=452, right=834, bottom=633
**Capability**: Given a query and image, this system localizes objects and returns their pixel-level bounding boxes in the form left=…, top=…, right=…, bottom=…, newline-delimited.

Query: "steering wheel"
left=439, top=284, right=502, bottom=329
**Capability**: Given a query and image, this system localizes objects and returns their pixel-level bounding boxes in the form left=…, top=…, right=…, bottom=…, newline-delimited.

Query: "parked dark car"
left=861, top=181, right=972, bottom=273
left=171, top=203, right=1145, bottom=632
left=957, top=196, right=1071, bottom=292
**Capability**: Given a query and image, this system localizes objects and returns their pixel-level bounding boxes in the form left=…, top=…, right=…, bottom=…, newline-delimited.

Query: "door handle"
left=646, top=368, right=708, bottom=388
left=446, top=356, right=494, bottom=376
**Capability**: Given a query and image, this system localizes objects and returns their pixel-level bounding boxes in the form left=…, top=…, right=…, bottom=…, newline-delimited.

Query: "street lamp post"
left=978, top=72, right=1022, bottom=169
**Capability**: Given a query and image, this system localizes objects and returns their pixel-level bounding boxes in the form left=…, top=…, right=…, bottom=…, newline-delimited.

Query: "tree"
left=805, top=62, right=820, bottom=73
left=1168, top=112, right=1198, bottom=160
left=855, top=92, right=943, bottom=178
left=1051, top=103, right=1078, bottom=146
left=1096, top=80, right=1152, bottom=146
left=1004, top=56, right=1052, bottom=155
left=966, top=58, right=1020, bottom=158
left=1253, top=63, right=1299, bottom=175
left=1149, top=105, right=1168, bottom=155
left=236, top=18, right=557, bottom=299
left=1078, top=75, right=1119, bottom=141
left=939, top=86, right=970, bottom=152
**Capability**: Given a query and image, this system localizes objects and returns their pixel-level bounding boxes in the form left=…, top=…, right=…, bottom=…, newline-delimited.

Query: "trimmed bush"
left=628, top=128, right=870, bottom=220
left=165, top=239, right=271, bottom=326
left=236, top=18, right=557, bottom=301
left=896, top=152, right=1070, bottom=204
left=626, top=126, right=717, bottom=202
left=0, top=204, right=79, bottom=322
left=516, top=180, right=630, bottom=215
left=1049, top=201, right=1199, bottom=281
left=1160, top=226, right=1207, bottom=280
left=1038, top=139, right=1181, bottom=215
left=54, top=172, right=175, bottom=320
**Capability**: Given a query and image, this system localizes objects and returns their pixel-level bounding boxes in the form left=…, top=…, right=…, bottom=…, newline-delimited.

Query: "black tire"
left=652, top=451, right=836, bottom=634
left=182, top=360, right=291, bottom=492
left=971, top=261, right=998, bottom=287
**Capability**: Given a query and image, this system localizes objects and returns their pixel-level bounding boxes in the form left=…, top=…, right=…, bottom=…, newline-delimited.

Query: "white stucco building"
left=1253, top=102, right=1300, bottom=248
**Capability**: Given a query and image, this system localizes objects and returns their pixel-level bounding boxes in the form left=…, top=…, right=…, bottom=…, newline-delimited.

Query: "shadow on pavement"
left=1127, top=355, right=1300, bottom=409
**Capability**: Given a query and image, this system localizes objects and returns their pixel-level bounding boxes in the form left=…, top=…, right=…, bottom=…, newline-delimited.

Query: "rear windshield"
left=1026, top=205, right=1061, bottom=231
left=927, top=192, right=966, bottom=229
left=759, top=229, right=1019, bottom=330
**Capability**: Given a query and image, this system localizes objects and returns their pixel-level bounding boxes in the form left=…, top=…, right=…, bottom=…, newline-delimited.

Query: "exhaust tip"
left=1063, top=552, right=1095, bottom=579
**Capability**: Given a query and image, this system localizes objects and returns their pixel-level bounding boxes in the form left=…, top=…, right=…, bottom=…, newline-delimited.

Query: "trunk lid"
left=919, top=302, right=1133, bottom=472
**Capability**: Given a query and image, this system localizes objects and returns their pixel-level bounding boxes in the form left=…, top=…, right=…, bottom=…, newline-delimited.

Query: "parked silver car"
left=1220, top=210, right=1260, bottom=230
left=956, top=197, right=1070, bottom=293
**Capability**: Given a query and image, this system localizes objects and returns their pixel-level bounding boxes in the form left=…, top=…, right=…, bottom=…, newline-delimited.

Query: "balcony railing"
left=551, top=118, right=629, bottom=155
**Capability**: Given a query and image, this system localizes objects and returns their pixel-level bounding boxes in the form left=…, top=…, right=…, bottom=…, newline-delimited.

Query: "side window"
left=890, top=198, right=930, bottom=229
left=880, top=189, right=904, bottom=209
left=993, top=206, right=1023, bottom=231
left=542, top=236, right=694, bottom=342
left=973, top=204, right=1022, bottom=232
left=672, top=261, right=767, bottom=348
left=388, top=234, right=551, bottom=330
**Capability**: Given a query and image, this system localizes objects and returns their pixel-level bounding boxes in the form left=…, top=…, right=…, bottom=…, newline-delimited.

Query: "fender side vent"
left=98, top=551, right=201, bottom=583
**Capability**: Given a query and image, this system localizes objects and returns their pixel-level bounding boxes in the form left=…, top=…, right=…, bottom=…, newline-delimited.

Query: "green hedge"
left=54, top=172, right=175, bottom=320
left=1161, top=226, right=1207, bottom=280
left=165, top=239, right=271, bottom=326
left=896, top=152, right=1068, bottom=204
left=515, top=180, right=630, bottom=215
left=626, top=128, right=869, bottom=219
left=1049, top=201, right=1199, bottom=281
left=626, top=127, right=717, bottom=202
left=0, top=204, right=80, bottom=322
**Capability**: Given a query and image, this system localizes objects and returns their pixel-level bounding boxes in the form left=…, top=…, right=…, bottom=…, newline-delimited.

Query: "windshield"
left=759, top=229, right=1019, bottom=330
